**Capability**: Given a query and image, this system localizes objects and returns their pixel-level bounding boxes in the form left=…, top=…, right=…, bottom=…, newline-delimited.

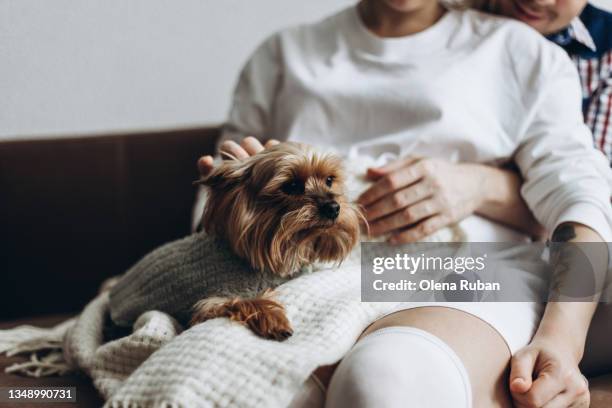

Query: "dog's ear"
left=193, top=160, right=249, bottom=191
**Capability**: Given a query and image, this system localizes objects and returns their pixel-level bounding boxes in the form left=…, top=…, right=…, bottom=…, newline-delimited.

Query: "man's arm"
left=535, top=223, right=608, bottom=359
left=510, top=223, right=608, bottom=407
left=472, top=164, right=545, bottom=238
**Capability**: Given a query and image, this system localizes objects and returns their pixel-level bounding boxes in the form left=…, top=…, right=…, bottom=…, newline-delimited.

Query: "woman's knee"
left=325, top=327, right=472, bottom=408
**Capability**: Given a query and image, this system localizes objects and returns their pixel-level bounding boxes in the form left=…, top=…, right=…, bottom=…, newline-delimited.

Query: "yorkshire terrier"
left=108, top=142, right=361, bottom=341
left=190, top=142, right=362, bottom=339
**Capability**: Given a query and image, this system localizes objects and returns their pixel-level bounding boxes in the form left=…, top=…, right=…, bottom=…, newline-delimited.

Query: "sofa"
left=1, top=127, right=611, bottom=407
left=0, top=127, right=218, bottom=407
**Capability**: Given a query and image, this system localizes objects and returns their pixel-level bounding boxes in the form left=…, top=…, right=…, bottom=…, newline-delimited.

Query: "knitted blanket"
left=1, top=261, right=399, bottom=408
left=0, top=156, right=463, bottom=407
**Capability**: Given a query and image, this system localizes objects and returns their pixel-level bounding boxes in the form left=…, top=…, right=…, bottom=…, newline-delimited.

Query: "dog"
left=189, top=142, right=362, bottom=340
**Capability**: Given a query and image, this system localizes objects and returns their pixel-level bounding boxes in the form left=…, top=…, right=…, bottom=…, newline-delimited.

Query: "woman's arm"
left=192, top=33, right=281, bottom=231
left=218, top=33, right=282, bottom=150
left=357, top=158, right=545, bottom=243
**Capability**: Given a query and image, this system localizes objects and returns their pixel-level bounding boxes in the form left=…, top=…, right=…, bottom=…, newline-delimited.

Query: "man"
left=484, top=0, right=612, bottom=163
left=480, top=2, right=612, bottom=407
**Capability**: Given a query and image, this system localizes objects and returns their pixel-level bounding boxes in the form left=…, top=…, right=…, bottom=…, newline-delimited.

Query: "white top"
left=219, top=6, right=612, bottom=242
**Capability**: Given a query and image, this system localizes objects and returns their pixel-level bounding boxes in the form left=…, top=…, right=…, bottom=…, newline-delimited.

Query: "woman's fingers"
left=358, top=163, right=425, bottom=206
left=220, top=140, right=250, bottom=160
left=197, top=155, right=215, bottom=177
left=365, top=156, right=420, bottom=180
left=388, top=214, right=451, bottom=244
left=365, top=181, right=432, bottom=221
left=264, top=139, right=280, bottom=148
left=200, top=137, right=277, bottom=179
left=369, top=199, right=438, bottom=237
left=240, top=136, right=265, bottom=155
left=220, top=137, right=278, bottom=161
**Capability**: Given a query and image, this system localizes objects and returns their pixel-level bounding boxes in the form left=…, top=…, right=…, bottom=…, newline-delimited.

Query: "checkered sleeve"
left=579, top=50, right=612, bottom=164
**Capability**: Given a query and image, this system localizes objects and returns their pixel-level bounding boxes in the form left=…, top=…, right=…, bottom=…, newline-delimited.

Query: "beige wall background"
left=1, top=0, right=611, bottom=140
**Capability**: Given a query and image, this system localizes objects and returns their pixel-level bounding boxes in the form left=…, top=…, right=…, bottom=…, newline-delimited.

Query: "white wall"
left=592, top=0, right=612, bottom=10
left=1, top=0, right=611, bottom=140
left=0, top=0, right=352, bottom=139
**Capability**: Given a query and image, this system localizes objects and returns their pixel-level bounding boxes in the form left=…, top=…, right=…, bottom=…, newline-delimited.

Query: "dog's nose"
left=319, top=200, right=340, bottom=220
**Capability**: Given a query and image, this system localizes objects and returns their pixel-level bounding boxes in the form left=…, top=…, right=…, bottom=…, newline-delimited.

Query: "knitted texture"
left=2, top=264, right=399, bottom=407
left=0, top=157, right=465, bottom=407
left=105, top=262, right=398, bottom=407
left=62, top=293, right=183, bottom=400
left=109, top=233, right=301, bottom=326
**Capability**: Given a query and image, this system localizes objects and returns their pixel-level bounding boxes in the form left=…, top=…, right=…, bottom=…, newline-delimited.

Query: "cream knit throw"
left=1, top=262, right=400, bottom=408
left=0, top=157, right=464, bottom=407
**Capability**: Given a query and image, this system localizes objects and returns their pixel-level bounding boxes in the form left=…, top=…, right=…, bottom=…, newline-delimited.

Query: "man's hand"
left=357, top=157, right=488, bottom=243
left=510, top=223, right=606, bottom=408
left=510, top=338, right=590, bottom=408
left=197, top=136, right=280, bottom=177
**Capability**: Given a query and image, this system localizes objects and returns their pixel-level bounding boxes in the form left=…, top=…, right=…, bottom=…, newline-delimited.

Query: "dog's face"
left=197, top=142, right=361, bottom=276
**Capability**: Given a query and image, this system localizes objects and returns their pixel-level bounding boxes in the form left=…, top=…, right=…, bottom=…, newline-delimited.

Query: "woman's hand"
left=357, top=157, right=487, bottom=243
left=510, top=337, right=590, bottom=408
left=197, top=136, right=279, bottom=177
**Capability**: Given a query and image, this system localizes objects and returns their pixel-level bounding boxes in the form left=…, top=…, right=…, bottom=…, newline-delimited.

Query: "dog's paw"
left=249, top=306, right=293, bottom=341
left=190, top=296, right=232, bottom=326
left=233, top=294, right=293, bottom=341
left=190, top=292, right=293, bottom=341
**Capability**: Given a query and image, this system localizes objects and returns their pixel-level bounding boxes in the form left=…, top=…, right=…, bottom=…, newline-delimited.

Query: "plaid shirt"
left=548, top=3, right=612, bottom=164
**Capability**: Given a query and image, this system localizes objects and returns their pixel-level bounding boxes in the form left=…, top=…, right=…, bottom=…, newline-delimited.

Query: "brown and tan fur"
left=191, top=142, right=362, bottom=340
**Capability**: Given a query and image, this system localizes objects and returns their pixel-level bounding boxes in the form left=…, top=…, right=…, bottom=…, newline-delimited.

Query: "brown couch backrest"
left=0, top=127, right=220, bottom=320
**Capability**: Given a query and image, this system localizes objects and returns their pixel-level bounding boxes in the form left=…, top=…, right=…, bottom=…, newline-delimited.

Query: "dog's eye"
left=326, top=176, right=335, bottom=187
left=281, top=180, right=305, bottom=195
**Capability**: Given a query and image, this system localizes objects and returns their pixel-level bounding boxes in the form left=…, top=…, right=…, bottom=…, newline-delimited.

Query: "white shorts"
left=383, top=301, right=544, bottom=354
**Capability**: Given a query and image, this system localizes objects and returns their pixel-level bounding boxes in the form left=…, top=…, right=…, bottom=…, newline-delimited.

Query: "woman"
left=196, top=0, right=612, bottom=406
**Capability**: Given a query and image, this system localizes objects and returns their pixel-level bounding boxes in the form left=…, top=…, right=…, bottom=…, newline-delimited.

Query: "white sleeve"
left=515, top=52, right=612, bottom=242
left=218, top=33, right=282, bottom=150
left=193, top=34, right=282, bottom=232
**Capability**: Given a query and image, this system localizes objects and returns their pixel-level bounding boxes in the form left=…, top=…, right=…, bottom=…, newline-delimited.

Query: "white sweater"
left=219, top=6, right=612, bottom=242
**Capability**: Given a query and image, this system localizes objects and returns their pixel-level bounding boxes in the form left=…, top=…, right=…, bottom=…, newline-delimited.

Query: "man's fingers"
left=543, top=389, right=589, bottom=408
left=264, top=139, right=280, bottom=148
left=197, top=155, right=215, bottom=177
left=358, top=164, right=425, bottom=206
left=240, top=136, right=265, bottom=156
left=520, top=370, right=565, bottom=407
left=369, top=199, right=438, bottom=237
left=510, top=349, right=537, bottom=394
left=541, top=373, right=589, bottom=408
left=220, top=140, right=250, bottom=160
left=365, top=156, right=421, bottom=180
left=389, top=214, right=450, bottom=244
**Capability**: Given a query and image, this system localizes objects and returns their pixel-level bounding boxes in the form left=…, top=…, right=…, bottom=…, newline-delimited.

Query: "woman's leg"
left=324, top=306, right=513, bottom=408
